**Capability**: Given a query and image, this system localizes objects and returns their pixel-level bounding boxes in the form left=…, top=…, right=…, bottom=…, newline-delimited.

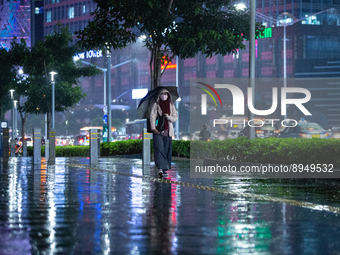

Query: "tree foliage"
left=0, top=48, right=16, bottom=121
left=25, top=26, right=101, bottom=137
left=76, top=0, right=264, bottom=89
left=6, top=26, right=100, bottom=137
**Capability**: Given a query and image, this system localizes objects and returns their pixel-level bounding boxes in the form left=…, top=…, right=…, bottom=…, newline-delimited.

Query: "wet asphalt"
left=1, top=156, right=340, bottom=255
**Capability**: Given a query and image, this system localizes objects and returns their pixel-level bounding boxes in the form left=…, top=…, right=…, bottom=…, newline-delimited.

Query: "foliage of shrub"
left=28, top=145, right=89, bottom=157
left=101, top=140, right=143, bottom=156
left=190, top=138, right=340, bottom=168
left=172, top=140, right=190, bottom=158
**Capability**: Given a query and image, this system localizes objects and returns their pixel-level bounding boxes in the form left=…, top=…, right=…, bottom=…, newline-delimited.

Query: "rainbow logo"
left=196, top=82, right=222, bottom=106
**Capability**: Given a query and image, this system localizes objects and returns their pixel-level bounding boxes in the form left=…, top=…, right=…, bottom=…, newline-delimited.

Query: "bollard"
left=23, top=139, right=27, bottom=157
left=98, top=129, right=101, bottom=157
left=10, top=139, right=15, bottom=157
left=49, top=129, right=56, bottom=164
left=45, top=139, right=49, bottom=159
left=142, top=128, right=151, bottom=173
left=2, top=128, right=9, bottom=159
left=33, top=128, right=41, bottom=164
left=90, top=129, right=98, bottom=166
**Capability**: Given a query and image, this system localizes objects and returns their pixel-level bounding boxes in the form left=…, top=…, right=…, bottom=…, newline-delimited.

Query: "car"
left=179, top=132, right=191, bottom=141
left=113, top=135, right=126, bottom=141
left=73, top=135, right=89, bottom=145
left=18, top=136, right=33, bottom=146
left=55, top=136, right=71, bottom=146
left=191, top=131, right=200, bottom=140
left=279, top=121, right=329, bottom=139
left=330, top=127, right=340, bottom=139
left=238, top=122, right=281, bottom=138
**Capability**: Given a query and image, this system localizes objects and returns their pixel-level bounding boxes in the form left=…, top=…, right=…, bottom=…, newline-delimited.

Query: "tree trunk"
left=0, top=106, right=3, bottom=122
left=150, top=45, right=163, bottom=90
left=18, top=100, right=28, bottom=139
left=20, top=113, right=27, bottom=140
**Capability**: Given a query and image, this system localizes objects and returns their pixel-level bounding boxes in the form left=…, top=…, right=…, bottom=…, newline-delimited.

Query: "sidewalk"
left=1, top=156, right=340, bottom=254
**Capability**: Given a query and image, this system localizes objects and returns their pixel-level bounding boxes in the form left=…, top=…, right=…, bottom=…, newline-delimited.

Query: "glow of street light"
left=139, top=35, right=147, bottom=40
left=49, top=71, right=57, bottom=82
left=235, top=3, right=246, bottom=10
left=9, top=89, right=15, bottom=98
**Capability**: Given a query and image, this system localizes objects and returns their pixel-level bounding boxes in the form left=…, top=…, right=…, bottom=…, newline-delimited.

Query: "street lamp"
left=106, top=42, right=112, bottom=143
left=49, top=71, right=57, bottom=129
left=235, top=2, right=256, bottom=139
left=74, top=55, right=134, bottom=142
left=13, top=100, right=18, bottom=138
left=9, top=89, right=15, bottom=140
left=73, top=58, right=108, bottom=106
left=255, top=9, right=333, bottom=119
left=236, top=2, right=256, bottom=139
left=235, top=3, right=246, bottom=10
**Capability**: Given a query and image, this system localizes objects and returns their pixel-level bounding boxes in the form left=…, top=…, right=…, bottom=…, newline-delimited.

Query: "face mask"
left=160, top=94, right=168, bottom=101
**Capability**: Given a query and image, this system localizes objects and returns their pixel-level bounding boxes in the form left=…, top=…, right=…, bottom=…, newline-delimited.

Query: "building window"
left=83, top=5, right=86, bottom=14
left=307, top=36, right=340, bottom=59
left=68, top=7, right=74, bottom=19
left=47, top=11, right=51, bottom=22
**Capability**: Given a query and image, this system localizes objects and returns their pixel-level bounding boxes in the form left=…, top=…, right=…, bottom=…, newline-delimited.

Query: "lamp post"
left=236, top=2, right=256, bottom=139
left=106, top=43, right=112, bottom=143
left=74, top=58, right=108, bottom=106
left=9, top=89, right=15, bottom=140
left=175, top=55, right=179, bottom=140
left=49, top=71, right=57, bottom=129
left=106, top=52, right=133, bottom=143
left=13, top=100, right=18, bottom=138
left=9, top=89, right=15, bottom=156
left=74, top=55, right=133, bottom=142
left=249, top=0, right=256, bottom=140
left=255, top=9, right=333, bottom=119
left=49, top=71, right=57, bottom=164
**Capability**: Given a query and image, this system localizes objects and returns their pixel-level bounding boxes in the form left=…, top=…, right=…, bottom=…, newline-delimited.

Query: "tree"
left=0, top=48, right=15, bottom=121
left=8, top=39, right=32, bottom=138
left=76, top=0, right=264, bottom=89
left=21, top=26, right=100, bottom=138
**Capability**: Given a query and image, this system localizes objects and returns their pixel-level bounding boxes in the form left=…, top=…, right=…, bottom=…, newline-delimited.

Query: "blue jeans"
left=153, top=133, right=172, bottom=170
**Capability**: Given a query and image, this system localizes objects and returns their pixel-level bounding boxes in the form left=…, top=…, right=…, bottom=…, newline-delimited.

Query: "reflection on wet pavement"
left=1, top=157, right=340, bottom=254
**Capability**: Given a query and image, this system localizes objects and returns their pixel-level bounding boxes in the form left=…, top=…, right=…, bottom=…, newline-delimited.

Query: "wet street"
left=1, top=157, right=340, bottom=255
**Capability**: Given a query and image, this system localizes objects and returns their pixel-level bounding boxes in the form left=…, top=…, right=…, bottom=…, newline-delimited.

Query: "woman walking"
left=149, top=88, right=178, bottom=177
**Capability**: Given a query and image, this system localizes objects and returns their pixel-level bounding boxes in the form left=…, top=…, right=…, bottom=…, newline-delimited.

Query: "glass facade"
left=0, top=0, right=31, bottom=50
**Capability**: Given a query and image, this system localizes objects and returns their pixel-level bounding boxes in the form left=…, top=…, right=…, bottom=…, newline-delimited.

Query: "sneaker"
left=162, top=169, right=169, bottom=176
left=158, top=169, right=163, bottom=178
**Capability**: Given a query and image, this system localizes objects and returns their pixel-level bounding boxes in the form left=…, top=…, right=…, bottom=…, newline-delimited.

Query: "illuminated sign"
left=161, top=57, right=177, bottom=70
left=258, top=28, right=272, bottom=39
left=132, top=89, right=148, bottom=99
left=74, top=50, right=103, bottom=60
